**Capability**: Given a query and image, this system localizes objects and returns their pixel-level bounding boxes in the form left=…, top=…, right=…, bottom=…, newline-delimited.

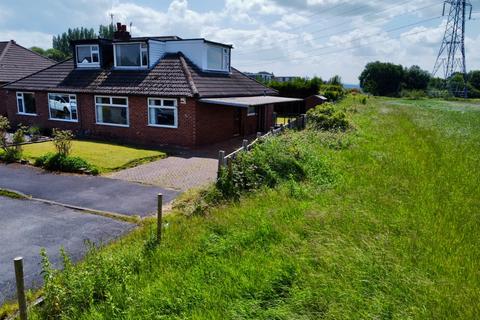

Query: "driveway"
left=0, top=164, right=178, bottom=217
left=0, top=196, right=133, bottom=305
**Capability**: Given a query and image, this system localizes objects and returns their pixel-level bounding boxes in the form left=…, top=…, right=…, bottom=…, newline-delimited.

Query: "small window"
left=95, top=96, right=129, bottom=127
left=16, top=92, right=36, bottom=115
left=247, top=106, right=257, bottom=116
left=148, top=98, right=178, bottom=128
left=48, top=93, right=78, bottom=121
left=76, top=45, right=100, bottom=67
left=207, top=45, right=230, bottom=71
left=115, top=43, right=148, bottom=68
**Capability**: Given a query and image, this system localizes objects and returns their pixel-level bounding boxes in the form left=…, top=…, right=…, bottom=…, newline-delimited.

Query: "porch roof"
left=199, top=96, right=302, bottom=108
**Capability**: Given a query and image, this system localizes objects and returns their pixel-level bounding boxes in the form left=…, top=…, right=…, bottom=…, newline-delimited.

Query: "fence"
left=217, top=114, right=307, bottom=179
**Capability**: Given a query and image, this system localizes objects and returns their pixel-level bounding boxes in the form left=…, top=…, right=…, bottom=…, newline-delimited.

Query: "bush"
left=321, top=84, right=345, bottom=102
left=306, top=103, right=350, bottom=132
left=35, top=153, right=99, bottom=175
left=28, top=125, right=41, bottom=142
left=53, top=129, right=74, bottom=156
left=400, top=89, right=428, bottom=100
left=0, top=116, right=25, bottom=162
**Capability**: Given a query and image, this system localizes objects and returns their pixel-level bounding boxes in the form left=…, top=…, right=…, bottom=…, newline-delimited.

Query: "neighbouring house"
left=2, top=24, right=301, bottom=147
left=305, top=95, right=328, bottom=111
left=0, top=40, right=55, bottom=115
left=244, top=71, right=275, bottom=82
left=274, top=76, right=301, bottom=83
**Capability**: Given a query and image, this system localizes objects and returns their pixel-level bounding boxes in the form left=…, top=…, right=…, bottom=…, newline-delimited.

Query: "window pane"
left=150, top=107, right=175, bottom=126
left=116, top=44, right=140, bottom=67
left=149, top=99, right=161, bottom=106
left=92, top=52, right=99, bottom=63
left=49, top=94, right=77, bottom=120
left=207, top=46, right=223, bottom=70
left=96, top=97, right=110, bottom=104
left=77, top=46, right=92, bottom=63
left=163, top=99, right=175, bottom=107
left=97, top=106, right=127, bottom=125
left=142, top=50, right=148, bottom=66
left=23, top=93, right=36, bottom=114
left=17, top=98, right=24, bottom=113
left=112, top=97, right=127, bottom=105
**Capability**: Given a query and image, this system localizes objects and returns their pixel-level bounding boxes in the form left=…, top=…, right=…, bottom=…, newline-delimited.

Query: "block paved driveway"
left=0, top=164, right=178, bottom=217
left=0, top=196, right=133, bottom=305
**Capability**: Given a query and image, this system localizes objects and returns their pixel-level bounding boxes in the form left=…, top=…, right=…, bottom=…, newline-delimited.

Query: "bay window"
left=114, top=43, right=148, bottom=68
left=95, top=96, right=129, bottom=127
left=48, top=93, right=78, bottom=121
left=16, top=92, right=36, bottom=115
left=148, top=98, right=178, bottom=128
left=76, top=45, right=99, bottom=67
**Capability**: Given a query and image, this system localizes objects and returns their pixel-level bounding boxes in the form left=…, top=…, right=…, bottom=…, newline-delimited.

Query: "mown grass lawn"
left=26, top=97, right=480, bottom=319
left=22, top=140, right=166, bottom=173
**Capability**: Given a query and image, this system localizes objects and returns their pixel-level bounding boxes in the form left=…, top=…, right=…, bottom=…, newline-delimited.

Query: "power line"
left=234, top=0, right=435, bottom=56
left=235, top=27, right=437, bottom=69
left=235, top=15, right=442, bottom=67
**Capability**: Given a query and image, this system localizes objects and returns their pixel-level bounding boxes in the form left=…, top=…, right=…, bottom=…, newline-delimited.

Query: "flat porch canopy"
left=199, top=96, right=303, bottom=108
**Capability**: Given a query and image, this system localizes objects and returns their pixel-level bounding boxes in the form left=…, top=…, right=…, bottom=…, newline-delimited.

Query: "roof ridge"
left=3, top=58, right=72, bottom=89
left=0, top=40, right=13, bottom=63
left=178, top=53, right=199, bottom=97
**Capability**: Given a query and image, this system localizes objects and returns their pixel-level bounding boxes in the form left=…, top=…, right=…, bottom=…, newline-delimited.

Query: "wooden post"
left=157, top=194, right=163, bottom=244
left=301, top=114, right=307, bottom=129
left=287, top=118, right=291, bottom=128
left=256, top=132, right=262, bottom=139
left=242, top=139, right=248, bottom=151
left=217, top=150, right=225, bottom=179
left=270, top=127, right=274, bottom=135
left=14, top=257, right=28, bottom=320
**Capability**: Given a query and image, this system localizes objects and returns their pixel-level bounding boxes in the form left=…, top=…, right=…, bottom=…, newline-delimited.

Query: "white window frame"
left=76, top=45, right=100, bottom=68
left=247, top=106, right=257, bottom=116
left=147, top=98, right=178, bottom=129
left=16, top=92, right=37, bottom=116
left=206, top=45, right=230, bottom=72
left=48, top=93, right=78, bottom=122
left=113, top=42, right=148, bottom=69
left=94, top=96, right=129, bottom=127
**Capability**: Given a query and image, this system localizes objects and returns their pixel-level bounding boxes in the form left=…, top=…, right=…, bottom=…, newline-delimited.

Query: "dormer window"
left=207, top=45, right=230, bottom=72
left=76, top=45, right=99, bottom=67
left=114, top=43, right=148, bottom=69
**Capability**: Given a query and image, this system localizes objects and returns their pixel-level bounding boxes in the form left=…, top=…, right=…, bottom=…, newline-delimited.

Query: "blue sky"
left=1, top=0, right=479, bottom=83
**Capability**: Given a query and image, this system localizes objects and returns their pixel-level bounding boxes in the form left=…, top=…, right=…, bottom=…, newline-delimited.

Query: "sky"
left=0, top=0, right=479, bottom=83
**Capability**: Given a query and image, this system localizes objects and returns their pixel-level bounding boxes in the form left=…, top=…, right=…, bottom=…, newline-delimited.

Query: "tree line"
left=30, top=25, right=116, bottom=62
left=359, top=61, right=480, bottom=98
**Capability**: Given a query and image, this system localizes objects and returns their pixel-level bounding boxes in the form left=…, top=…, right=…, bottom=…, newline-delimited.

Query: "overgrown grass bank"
left=23, top=140, right=166, bottom=173
left=28, top=97, right=480, bottom=319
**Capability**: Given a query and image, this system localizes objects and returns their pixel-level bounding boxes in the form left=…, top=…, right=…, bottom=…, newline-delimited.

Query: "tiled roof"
left=0, top=40, right=55, bottom=84
left=3, top=53, right=277, bottom=98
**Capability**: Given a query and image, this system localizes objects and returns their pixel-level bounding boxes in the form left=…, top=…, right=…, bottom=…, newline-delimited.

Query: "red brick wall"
left=0, top=88, right=8, bottom=116
left=195, top=103, right=236, bottom=146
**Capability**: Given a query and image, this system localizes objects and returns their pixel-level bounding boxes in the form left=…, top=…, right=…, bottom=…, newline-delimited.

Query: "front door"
left=233, top=108, right=242, bottom=136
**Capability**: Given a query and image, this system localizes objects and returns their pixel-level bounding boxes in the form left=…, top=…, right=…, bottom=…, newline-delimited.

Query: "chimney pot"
left=116, top=22, right=122, bottom=31
left=121, top=25, right=127, bottom=32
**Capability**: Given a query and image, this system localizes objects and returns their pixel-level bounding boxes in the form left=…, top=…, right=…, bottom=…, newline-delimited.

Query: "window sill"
left=77, top=64, right=100, bottom=68
left=247, top=114, right=257, bottom=117
left=17, top=113, right=37, bottom=117
left=49, top=118, right=79, bottom=123
left=96, top=122, right=130, bottom=128
left=148, top=124, right=178, bottom=129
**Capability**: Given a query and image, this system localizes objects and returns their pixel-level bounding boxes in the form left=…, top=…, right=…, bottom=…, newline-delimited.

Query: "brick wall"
left=0, top=88, right=8, bottom=116
left=195, top=102, right=237, bottom=145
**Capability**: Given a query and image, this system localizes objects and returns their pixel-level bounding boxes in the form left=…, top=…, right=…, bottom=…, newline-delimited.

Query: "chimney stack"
left=113, top=22, right=131, bottom=41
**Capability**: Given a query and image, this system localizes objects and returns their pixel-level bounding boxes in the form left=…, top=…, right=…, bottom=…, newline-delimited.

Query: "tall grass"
left=30, top=97, right=480, bottom=319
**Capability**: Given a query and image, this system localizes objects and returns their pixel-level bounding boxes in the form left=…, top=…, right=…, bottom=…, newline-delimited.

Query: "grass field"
left=22, top=140, right=166, bottom=173
left=27, top=97, right=480, bottom=319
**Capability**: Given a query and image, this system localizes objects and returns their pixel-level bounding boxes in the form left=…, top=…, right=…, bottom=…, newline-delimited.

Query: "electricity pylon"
left=432, top=0, right=473, bottom=97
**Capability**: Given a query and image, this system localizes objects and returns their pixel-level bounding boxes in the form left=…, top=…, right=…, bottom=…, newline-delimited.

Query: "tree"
left=267, top=77, right=323, bottom=99
left=30, top=47, right=67, bottom=62
left=467, top=70, right=480, bottom=90
left=359, top=61, right=404, bottom=96
left=448, top=73, right=466, bottom=97
left=328, top=75, right=342, bottom=86
left=99, top=24, right=115, bottom=39
left=53, top=27, right=97, bottom=56
left=403, top=65, right=431, bottom=91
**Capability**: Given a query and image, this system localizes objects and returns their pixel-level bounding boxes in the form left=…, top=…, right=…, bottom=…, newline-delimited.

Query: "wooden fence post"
left=14, top=257, right=28, bottom=320
left=301, top=114, right=307, bottom=129
left=217, top=150, right=225, bottom=179
left=242, top=139, right=248, bottom=151
left=157, top=194, right=163, bottom=244
left=287, top=118, right=291, bottom=128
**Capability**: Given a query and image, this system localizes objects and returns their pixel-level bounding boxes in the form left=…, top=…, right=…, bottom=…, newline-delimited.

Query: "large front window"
left=76, top=45, right=99, bottom=67
left=16, top=92, right=36, bottom=115
left=48, top=93, right=78, bottom=121
left=115, top=43, right=148, bottom=68
left=95, top=96, right=129, bottom=127
left=207, top=46, right=230, bottom=71
left=148, top=98, right=178, bottom=128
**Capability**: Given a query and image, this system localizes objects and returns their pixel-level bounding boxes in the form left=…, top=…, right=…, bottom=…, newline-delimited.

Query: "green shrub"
left=35, top=153, right=99, bottom=175
left=28, top=125, right=41, bottom=142
left=52, top=129, right=74, bottom=156
left=306, top=103, right=350, bottom=132
left=0, top=116, right=25, bottom=163
left=400, top=89, right=428, bottom=100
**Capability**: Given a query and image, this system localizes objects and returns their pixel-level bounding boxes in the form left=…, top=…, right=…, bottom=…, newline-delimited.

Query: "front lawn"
left=22, top=140, right=166, bottom=173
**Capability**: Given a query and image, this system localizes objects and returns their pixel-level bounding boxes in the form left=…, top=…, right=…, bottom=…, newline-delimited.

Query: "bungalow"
left=2, top=24, right=300, bottom=147
left=0, top=40, right=55, bottom=115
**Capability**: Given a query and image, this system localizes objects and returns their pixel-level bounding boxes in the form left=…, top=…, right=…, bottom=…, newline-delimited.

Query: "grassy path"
left=28, top=98, right=480, bottom=319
